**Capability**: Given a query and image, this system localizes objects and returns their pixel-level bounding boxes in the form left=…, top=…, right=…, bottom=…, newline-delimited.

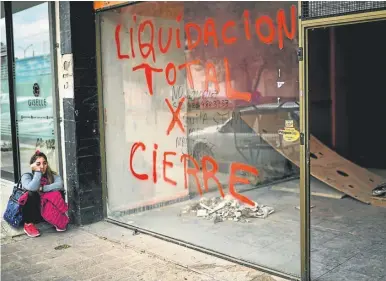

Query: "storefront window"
left=100, top=1, right=300, bottom=276
left=12, top=2, right=57, bottom=174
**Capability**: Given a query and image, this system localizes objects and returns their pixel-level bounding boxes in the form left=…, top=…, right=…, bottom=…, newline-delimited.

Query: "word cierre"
left=130, top=142, right=258, bottom=206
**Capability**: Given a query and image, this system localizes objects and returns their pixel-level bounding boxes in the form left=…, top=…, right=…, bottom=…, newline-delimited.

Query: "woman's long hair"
left=29, top=150, right=57, bottom=184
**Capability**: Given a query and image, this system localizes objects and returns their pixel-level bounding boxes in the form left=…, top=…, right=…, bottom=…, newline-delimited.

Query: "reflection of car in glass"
left=188, top=102, right=300, bottom=179
left=189, top=116, right=256, bottom=164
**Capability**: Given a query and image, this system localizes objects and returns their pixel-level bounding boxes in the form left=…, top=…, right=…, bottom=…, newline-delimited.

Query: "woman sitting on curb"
left=21, top=150, right=65, bottom=237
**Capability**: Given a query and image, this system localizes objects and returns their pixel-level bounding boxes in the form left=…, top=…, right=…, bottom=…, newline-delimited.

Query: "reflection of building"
left=1, top=44, right=6, bottom=55
left=1, top=44, right=7, bottom=78
left=2, top=2, right=386, bottom=281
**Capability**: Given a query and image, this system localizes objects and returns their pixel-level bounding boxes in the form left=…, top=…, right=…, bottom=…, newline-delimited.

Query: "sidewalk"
left=1, top=221, right=289, bottom=281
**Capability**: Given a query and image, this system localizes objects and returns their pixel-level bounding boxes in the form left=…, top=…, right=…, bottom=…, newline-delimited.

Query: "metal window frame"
left=48, top=1, right=63, bottom=177
left=4, top=2, right=21, bottom=182
left=300, top=1, right=386, bottom=20
left=298, top=6, right=386, bottom=281
left=95, top=12, right=108, bottom=219
left=297, top=3, right=310, bottom=281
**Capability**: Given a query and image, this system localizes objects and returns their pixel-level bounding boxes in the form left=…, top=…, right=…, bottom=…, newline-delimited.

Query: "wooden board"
left=371, top=196, right=386, bottom=207
left=271, top=178, right=346, bottom=199
left=241, top=113, right=386, bottom=206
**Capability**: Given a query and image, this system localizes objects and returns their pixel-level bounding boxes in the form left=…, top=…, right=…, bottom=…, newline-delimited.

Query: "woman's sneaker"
left=55, top=226, right=66, bottom=232
left=24, top=223, right=40, bottom=237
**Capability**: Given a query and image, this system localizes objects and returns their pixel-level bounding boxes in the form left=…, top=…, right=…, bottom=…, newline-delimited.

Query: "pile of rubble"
left=180, top=195, right=274, bottom=224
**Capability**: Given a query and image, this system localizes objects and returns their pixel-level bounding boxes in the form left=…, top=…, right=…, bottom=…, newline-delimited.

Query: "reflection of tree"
left=17, top=44, right=33, bottom=58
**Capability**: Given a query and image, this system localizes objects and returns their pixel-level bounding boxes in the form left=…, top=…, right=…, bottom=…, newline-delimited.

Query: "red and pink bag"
left=40, top=191, right=69, bottom=230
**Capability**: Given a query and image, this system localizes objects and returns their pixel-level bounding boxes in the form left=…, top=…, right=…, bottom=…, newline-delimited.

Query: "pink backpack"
left=40, top=191, right=69, bottom=229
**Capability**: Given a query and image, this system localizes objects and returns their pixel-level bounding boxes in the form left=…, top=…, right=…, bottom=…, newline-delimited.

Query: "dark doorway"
left=308, top=19, right=386, bottom=281
left=309, top=20, right=386, bottom=170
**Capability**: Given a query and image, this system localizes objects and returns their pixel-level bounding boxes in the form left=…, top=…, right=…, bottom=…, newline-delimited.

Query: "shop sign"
left=94, top=1, right=128, bottom=11
left=61, top=54, right=74, bottom=98
left=28, top=83, right=47, bottom=109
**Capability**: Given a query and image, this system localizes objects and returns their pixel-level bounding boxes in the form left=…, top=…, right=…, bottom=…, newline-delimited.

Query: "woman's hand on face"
left=30, top=161, right=41, bottom=172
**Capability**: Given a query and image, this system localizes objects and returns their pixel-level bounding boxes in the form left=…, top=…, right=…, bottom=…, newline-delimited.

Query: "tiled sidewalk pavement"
left=1, top=221, right=290, bottom=281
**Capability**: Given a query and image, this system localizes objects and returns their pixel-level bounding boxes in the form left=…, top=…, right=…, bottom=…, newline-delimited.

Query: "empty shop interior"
left=306, top=19, right=386, bottom=280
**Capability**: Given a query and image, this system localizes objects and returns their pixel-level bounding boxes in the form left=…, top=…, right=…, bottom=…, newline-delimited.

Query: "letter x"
left=165, top=97, right=185, bottom=135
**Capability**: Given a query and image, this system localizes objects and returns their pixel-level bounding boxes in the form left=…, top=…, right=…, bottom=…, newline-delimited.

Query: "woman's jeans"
left=22, top=192, right=43, bottom=224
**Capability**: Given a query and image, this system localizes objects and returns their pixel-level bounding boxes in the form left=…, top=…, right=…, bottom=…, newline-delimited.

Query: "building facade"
left=1, top=2, right=386, bottom=281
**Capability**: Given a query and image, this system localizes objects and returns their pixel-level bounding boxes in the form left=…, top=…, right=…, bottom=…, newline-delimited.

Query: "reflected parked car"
left=188, top=102, right=300, bottom=179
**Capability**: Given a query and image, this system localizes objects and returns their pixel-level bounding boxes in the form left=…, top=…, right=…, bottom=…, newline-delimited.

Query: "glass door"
left=299, top=8, right=386, bottom=281
left=11, top=2, right=58, bottom=175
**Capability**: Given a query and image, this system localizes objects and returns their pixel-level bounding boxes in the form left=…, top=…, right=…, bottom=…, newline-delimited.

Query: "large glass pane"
left=101, top=2, right=300, bottom=276
left=309, top=22, right=386, bottom=280
left=12, top=2, right=57, bottom=174
left=1, top=3, right=15, bottom=181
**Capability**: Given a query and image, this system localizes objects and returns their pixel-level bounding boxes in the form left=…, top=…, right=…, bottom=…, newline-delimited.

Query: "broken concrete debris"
left=196, top=209, right=208, bottom=217
left=181, top=196, right=274, bottom=223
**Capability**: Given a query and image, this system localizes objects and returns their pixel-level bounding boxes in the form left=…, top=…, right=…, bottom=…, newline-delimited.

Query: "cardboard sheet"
left=241, top=113, right=386, bottom=206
